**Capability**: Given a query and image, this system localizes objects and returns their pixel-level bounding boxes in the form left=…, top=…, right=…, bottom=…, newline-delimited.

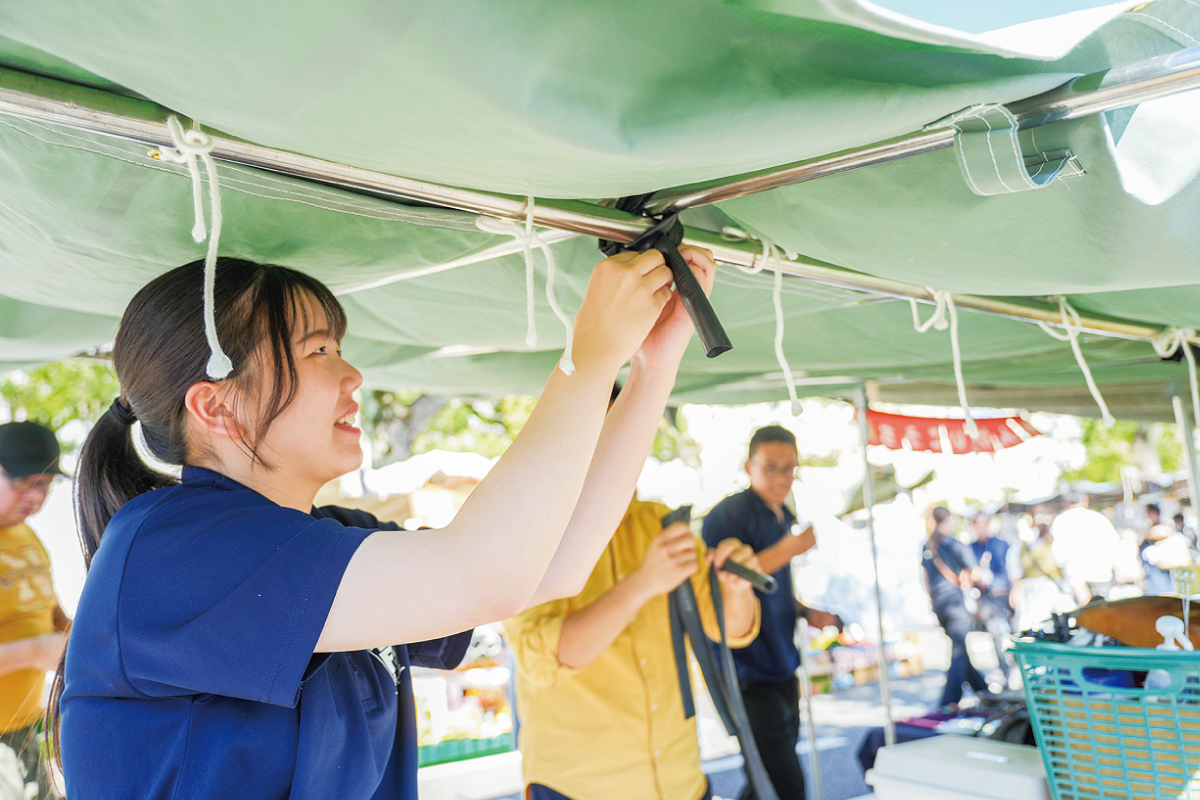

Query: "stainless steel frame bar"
left=856, top=385, right=895, bottom=747
left=644, top=45, right=1200, bottom=214
left=2, top=56, right=1199, bottom=346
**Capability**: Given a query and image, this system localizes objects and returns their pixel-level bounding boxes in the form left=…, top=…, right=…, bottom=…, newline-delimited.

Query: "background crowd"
left=920, top=491, right=1196, bottom=710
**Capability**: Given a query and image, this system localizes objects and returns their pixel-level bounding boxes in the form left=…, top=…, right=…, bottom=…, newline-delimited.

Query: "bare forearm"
left=756, top=526, right=813, bottom=575
left=449, top=357, right=618, bottom=604
left=319, top=360, right=623, bottom=652
left=531, top=358, right=678, bottom=603
left=720, top=585, right=757, bottom=639
left=0, top=632, right=67, bottom=675
left=557, top=574, right=653, bottom=668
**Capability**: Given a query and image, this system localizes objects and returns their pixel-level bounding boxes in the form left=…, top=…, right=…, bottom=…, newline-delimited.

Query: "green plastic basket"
left=1011, top=640, right=1200, bottom=800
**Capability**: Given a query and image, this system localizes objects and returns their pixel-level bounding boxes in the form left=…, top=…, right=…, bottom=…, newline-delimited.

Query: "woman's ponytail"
left=74, top=400, right=175, bottom=568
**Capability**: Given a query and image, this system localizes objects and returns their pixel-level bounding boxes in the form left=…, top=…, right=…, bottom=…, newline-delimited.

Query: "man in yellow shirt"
left=505, top=496, right=762, bottom=800
left=0, top=422, right=71, bottom=799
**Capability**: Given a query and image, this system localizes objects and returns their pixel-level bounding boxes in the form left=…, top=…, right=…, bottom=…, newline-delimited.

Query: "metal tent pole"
left=643, top=46, right=1200, bottom=215
left=796, top=619, right=825, bottom=800
left=855, top=385, right=896, bottom=746
left=1172, top=394, right=1200, bottom=521
left=4, top=62, right=1200, bottom=347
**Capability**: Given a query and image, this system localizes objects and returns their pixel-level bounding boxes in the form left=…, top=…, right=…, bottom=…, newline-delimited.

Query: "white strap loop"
left=761, top=245, right=802, bottom=416
left=1036, top=296, right=1115, bottom=427
left=162, top=115, right=231, bottom=380
left=734, top=238, right=771, bottom=276
left=475, top=201, right=575, bottom=375
left=910, top=290, right=977, bottom=437
left=1152, top=327, right=1200, bottom=428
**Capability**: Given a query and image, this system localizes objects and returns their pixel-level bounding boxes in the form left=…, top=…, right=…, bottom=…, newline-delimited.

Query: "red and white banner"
left=866, top=410, right=1041, bottom=454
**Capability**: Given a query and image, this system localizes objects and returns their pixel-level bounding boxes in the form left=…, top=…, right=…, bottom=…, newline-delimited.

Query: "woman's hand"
left=633, top=247, right=718, bottom=371
left=571, top=250, right=675, bottom=372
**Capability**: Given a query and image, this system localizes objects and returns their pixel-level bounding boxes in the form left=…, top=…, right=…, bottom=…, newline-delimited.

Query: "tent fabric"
left=1, top=2, right=1200, bottom=417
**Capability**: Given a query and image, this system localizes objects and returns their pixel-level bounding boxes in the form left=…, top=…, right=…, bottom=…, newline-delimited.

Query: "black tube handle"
left=657, top=240, right=732, bottom=358
left=718, top=560, right=778, bottom=594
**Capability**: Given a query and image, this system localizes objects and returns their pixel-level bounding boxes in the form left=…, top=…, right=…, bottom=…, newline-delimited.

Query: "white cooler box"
left=864, top=735, right=1051, bottom=800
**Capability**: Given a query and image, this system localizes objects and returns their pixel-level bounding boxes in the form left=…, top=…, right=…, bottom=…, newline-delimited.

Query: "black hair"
left=931, top=506, right=951, bottom=525
left=748, top=425, right=797, bottom=459
left=49, top=257, right=346, bottom=772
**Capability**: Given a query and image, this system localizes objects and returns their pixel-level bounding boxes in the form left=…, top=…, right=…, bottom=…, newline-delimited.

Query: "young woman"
left=53, top=248, right=715, bottom=799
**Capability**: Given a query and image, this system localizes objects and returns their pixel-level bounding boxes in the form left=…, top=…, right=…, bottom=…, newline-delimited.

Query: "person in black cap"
left=0, top=421, right=70, bottom=799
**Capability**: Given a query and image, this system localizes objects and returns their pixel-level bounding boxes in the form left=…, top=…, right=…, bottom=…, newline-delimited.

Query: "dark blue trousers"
left=934, top=599, right=988, bottom=706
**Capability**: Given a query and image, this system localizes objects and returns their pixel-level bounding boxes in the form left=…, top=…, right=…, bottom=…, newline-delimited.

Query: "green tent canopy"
left=2, top=1, right=1200, bottom=420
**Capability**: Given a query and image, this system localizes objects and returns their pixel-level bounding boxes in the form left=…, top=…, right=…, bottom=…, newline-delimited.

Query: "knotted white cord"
left=521, top=200, right=538, bottom=347
left=475, top=202, right=575, bottom=375
left=1152, top=327, right=1200, bottom=427
left=159, top=115, right=231, bottom=379
left=1036, top=296, right=1115, bottom=427
left=761, top=244, right=802, bottom=415
left=733, top=238, right=770, bottom=276
left=909, top=291, right=978, bottom=438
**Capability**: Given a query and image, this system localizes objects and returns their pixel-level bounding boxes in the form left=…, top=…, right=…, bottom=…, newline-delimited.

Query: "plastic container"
left=865, top=735, right=1051, bottom=800
left=417, top=732, right=514, bottom=768
left=1011, top=639, right=1200, bottom=800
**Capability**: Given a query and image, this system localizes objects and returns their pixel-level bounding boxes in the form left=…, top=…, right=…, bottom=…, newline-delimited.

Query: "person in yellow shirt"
left=505, top=493, right=762, bottom=800
left=0, top=422, right=71, bottom=799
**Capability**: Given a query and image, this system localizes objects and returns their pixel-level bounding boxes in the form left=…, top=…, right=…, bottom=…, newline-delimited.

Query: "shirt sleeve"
left=408, top=630, right=474, bottom=669
left=503, top=599, right=580, bottom=689
left=691, top=537, right=759, bottom=649
left=119, top=500, right=371, bottom=708
left=951, top=539, right=979, bottom=570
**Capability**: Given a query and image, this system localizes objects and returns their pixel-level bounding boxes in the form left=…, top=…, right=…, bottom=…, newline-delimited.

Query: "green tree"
left=411, top=396, right=538, bottom=459
left=1063, top=418, right=1183, bottom=484
left=1, top=360, right=119, bottom=449
left=649, top=407, right=701, bottom=466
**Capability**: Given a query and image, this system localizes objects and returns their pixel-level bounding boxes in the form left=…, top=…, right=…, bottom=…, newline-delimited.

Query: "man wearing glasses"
left=702, top=425, right=816, bottom=800
left=0, top=421, right=70, bottom=799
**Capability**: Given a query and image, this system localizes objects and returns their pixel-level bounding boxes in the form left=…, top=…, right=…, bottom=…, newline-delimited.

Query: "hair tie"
left=107, top=398, right=137, bottom=427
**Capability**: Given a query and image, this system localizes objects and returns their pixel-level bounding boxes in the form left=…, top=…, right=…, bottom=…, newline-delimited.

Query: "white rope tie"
left=1036, top=296, right=1115, bottom=427
left=909, top=291, right=977, bottom=437
left=521, top=199, right=538, bottom=347
left=761, top=244, right=801, bottom=415
left=734, top=238, right=770, bottom=276
left=160, top=115, right=231, bottom=379
left=475, top=201, right=575, bottom=375
left=1152, top=327, right=1200, bottom=427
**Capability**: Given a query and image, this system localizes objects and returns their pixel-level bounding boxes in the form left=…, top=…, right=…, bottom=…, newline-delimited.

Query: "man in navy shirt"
left=702, top=426, right=815, bottom=800
left=969, top=512, right=1017, bottom=685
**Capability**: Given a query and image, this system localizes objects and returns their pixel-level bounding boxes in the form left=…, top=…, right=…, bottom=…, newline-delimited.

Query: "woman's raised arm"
left=316, top=250, right=678, bottom=652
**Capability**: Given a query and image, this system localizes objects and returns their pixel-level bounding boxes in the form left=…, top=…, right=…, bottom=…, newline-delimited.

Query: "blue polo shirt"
left=61, top=467, right=471, bottom=800
left=921, top=536, right=977, bottom=609
left=970, top=536, right=1012, bottom=593
left=702, top=489, right=805, bottom=686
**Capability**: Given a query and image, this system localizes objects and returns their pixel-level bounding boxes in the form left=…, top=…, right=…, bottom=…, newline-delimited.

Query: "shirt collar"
left=742, top=487, right=796, bottom=525
left=181, top=465, right=256, bottom=494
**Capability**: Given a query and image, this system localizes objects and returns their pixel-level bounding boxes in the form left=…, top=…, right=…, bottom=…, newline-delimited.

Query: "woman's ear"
left=184, top=381, right=245, bottom=441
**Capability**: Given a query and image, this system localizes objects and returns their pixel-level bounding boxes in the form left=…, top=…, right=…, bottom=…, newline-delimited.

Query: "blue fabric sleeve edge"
left=261, top=522, right=371, bottom=707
